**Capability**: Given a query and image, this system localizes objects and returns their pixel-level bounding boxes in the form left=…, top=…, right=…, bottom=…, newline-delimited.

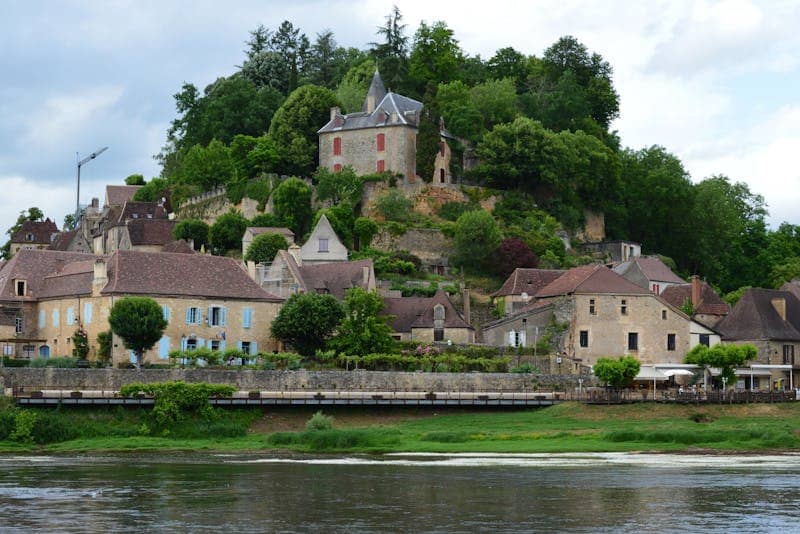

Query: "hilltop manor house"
left=318, top=70, right=453, bottom=183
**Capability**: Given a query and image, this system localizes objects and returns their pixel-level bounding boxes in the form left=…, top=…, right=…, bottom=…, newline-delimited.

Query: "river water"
left=1, top=452, right=799, bottom=533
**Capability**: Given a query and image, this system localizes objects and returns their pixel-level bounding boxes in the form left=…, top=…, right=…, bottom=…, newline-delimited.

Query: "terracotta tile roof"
left=161, top=240, right=195, bottom=254
left=10, top=219, right=59, bottom=244
left=716, top=288, right=800, bottom=341
left=614, top=256, right=686, bottom=284
left=0, top=249, right=96, bottom=302
left=383, top=290, right=473, bottom=333
left=297, top=259, right=374, bottom=301
left=248, top=227, right=295, bottom=240
left=102, top=250, right=282, bottom=301
left=126, top=219, right=176, bottom=246
left=661, top=283, right=730, bottom=316
left=48, top=229, right=78, bottom=251
left=491, top=268, right=566, bottom=298
left=536, top=264, right=651, bottom=298
left=781, top=280, right=800, bottom=301
left=106, top=185, right=142, bottom=207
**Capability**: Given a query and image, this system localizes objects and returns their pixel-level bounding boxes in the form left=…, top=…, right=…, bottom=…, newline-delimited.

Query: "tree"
left=173, top=219, right=210, bottom=250
left=125, top=174, right=146, bottom=185
left=335, top=58, right=376, bottom=113
left=470, top=78, right=518, bottom=130
left=453, top=210, right=502, bottom=271
left=770, top=258, right=800, bottom=288
left=408, top=21, right=463, bottom=96
left=437, top=80, right=484, bottom=142
left=272, top=177, right=312, bottom=236
left=593, top=356, right=641, bottom=389
left=245, top=232, right=289, bottom=264
left=71, top=328, right=90, bottom=361
left=250, top=213, right=282, bottom=227
left=97, top=331, right=112, bottom=365
left=315, top=166, right=364, bottom=206
left=268, top=84, right=340, bottom=175
left=209, top=210, right=249, bottom=255
left=108, top=297, right=168, bottom=369
left=487, top=47, right=528, bottom=90
left=354, top=217, right=379, bottom=249
left=2, top=207, right=45, bottom=259
left=416, top=83, right=441, bottom=182
left=330, top=288, right=395, bottom=356
left=132, top=177, right=170, bottom=203
left=181, top=139, right=237, bottom=191
left=271, top=292, right=344, bottom=356
left=685, top=344, right=756, bottom=389
left=494, top=238, right=538, bottom=277
left=370, top=5, right=409, bottom=91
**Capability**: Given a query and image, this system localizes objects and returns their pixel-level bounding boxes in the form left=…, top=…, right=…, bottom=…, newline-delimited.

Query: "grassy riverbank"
left=2, top=403, right=800, bottom=454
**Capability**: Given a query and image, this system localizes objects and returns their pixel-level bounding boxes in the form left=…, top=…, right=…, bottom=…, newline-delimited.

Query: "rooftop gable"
left=11, top=219, right=59, bottom=244
left=716, top=288, right=800, bottom=341
left=536, top=264, right=651, bottom=298
left=491, top=268, right=565, bottom=298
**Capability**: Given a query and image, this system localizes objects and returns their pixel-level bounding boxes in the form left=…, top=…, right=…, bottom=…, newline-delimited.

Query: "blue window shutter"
left=243, top=307, right=252, bottom=328
left=197, top=338, right=205, bottom=348
left=163, top=305, right=170, bottom=322
left=67, top=307, right=74, bottom=326
left=159, top=336, right=170, bottom=359
left=220, top=339, right=226, bottom=351
left=252, top=341, right=258, bottom=355
left=221, top=307, right=227, bottom=326
left=38, top=310, right=45, bottom=329
left=52, top=310, right=59, bottom=327
left=129, top=351, right=136, bottom=363
left=237, top=341, right=243, bottom=352
left=197, top=308, right=203, bottom=324
left=181, top=336, right=187, bottom=351
left=84, top=303, right=92, bottom=324
left=185, top=308, right=191, bottom=324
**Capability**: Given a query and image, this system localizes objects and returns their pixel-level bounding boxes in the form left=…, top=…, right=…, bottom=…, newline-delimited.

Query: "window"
left=242, top=307, right=253, bottom=329
left=628, top=332, right=638, bottom=351
left=15, top=317, right=23, bottom=334
left=377, top=159, right=385, bottom=173
left=620, top=300, right=627, bottom=315
left=162, top=305, right=170, bottom=322
left=440, top=169, right=445, bottom=183
left=38, top=310, right=45, bottom=329
left=185, top=338, right=197, bottom=351
left=333, top=163, right=342, bottom=172
left=25, top=233, right=35, bottom=242
left=652, top=283, right=660, bottom=294
left=508, top=330, right=526, bottom=347
left=589, top=299, right=596, bottom=315
left=15, top=280, right=25, bottom=296
left=699, top=334, right=710, bottom=347
left=84, top=303, right=93, bottom=324
left=52, top=309, right=59, bottom=327
left=241, top=341, right=251, bottom=355
left=377, top=133, right=385, bottom=151
left=662, top=310, right=667, bottom=320
left=783, top=345, right=795, bottom=365
left=667, top=334, right=676, bottom=351
left=579, top=330, right=589, bottom=348
left=318, top=237, right=329, bottom=253
left=434, top=328, right=444, bottom=342
left=209, top=306, right=226, bottom=327
left=186, top=307, right=200, bottom=324
left=433, top=304, right=445, bottom=321
left=333, top=137, right=341, bottom=155
left=210, top=340, right=221, bottom=351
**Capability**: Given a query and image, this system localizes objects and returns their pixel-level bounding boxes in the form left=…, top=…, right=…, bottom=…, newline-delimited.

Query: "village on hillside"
left=0, top=68, right=797, bottom=396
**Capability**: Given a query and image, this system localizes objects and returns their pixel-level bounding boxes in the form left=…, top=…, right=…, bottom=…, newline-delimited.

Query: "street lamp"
left=76, top=147, right=108, bottom=224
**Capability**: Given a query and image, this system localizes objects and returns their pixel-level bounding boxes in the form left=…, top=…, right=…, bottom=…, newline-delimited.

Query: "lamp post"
left=76, top=147, right=108, bottom=224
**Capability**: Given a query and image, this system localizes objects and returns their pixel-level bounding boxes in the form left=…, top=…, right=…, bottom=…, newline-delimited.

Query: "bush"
left=375, top=190, right=413, bottom=223
left=29, top=357, right=79, bottom=368
left=245, top=232, right=289, bottom=264
left=306, top=411, right=334, bottom=431
left=209, top=210, right=249, bottom=255
left=438, top=201, right=478, bottom=221
left=119, top=382, right=236, bottom=426
left=173, top=219, right=210, bottom=250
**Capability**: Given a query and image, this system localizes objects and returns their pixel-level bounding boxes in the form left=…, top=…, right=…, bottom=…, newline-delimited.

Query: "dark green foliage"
left=270, top=292, right=344, bottom=356
left=314, top=166, right=364, bottom=206
left=181, top=139, right=236, bottom=191
left=375, top=190, right=413, bottom=222
left=71, top=328, right=89, bottom=360
left=209, top=210, right=249, bottom=254
left=3, top=207, right=44, bottom=259
left=245, top=232, right=289, bottom=263
left=312, top=206, right=354, bottom=248
left=453, top=210, right=502, bottom=271
left=268, top=85, right=340, bottom=175
left=593, top=356, right=641, bottom=389
left=125, top=174, right=146, bottom=185
left=354, top=217, right=379, bottom=249
left=350, top=248, right=421, bottom=277
left=131, top=177, right=169, bottom=203
left=330, top=288, right=396, bottom=356
left=250, top=213, right=282, bottom=227
left=437, top=200, right=478, bottom=221
left=339, top=353, right=510, bottom=373
left=272, top=177, right=313, bottom=236
left=415, top=83, right=441, bottom=182
left=108, top=297, right=168, bottom=369
left=370, top=6, right=409, bottom=91
left=120, top=381, right=236, bottom=425
left=408, top=21, right=463, bottom=95
left=97, top=331, right=112, bottom=364
left=173, top=219, right=209, bottom=250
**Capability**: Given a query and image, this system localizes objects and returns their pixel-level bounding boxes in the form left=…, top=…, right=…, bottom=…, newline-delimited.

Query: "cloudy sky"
left=1, top=0, right=798, bottom=235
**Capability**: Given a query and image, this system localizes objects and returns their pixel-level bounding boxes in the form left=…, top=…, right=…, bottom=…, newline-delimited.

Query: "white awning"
left=735, top=369, right=773, bottom=377
left=635, top=367, right=667, bottom=381
left=662, top=369, right=694, bottom=377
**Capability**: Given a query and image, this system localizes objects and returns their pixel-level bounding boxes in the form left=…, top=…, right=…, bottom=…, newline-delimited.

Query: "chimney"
left=772, top=297, right=787, bottom=321
left=246, top=260, right=257, bottom=282
left=288, top=244, right=302, bottom=266
left=463, top=287, right=471, bottom=326
left=362, top=265, right=370, bottom=288
left=93, top=259, right=107, bottom=296
left=691, top=275, right=701, bottom=308
left=330, top=106, right=340, bottom=121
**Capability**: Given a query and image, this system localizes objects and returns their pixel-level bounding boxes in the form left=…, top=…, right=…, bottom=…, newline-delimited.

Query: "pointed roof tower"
left=362, top=69, right=387, bottom=113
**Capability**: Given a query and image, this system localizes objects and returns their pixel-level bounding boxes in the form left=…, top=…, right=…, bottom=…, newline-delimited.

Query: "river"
left=1, top=452, right=799, bottom=532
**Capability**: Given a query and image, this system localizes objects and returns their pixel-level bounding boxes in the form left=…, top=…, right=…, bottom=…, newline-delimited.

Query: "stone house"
left=715, top=288, right=800, bottom=389
left=661, top=275, right=729, bottom=328
left=9, top=218, right=59, bottom=256
left=91, top=201, right=174, bottom=254
left=105, top=185, right=142, bottom=208
left=242, top=227, right=295, bottom=257
left=482, top=264, right=719, bottom=367
left=582, top=240, right=641, bottom=263
left=613, top=256, right=686, bottom=295
left=491, top=268, right=566, bottom=315
left=0, top=249, right=283, bottom=366
left=382, top=289, right=474, bottom=343
left=299, top=214, right=348, bottom=264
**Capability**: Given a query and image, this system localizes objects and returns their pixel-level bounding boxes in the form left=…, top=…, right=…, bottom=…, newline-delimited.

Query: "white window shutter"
left=519, top=331, right=526, bottom=347
left=508, top=330, right=516, bottom=347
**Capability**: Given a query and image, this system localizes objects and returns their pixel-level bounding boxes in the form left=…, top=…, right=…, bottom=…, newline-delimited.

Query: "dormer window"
left=14, top=280, right=26, bottom=297
left=433, top=304, right=445, bottom=321
left=132, top=213, right=139, bottom=219
left=318, top=238, right=329, bottom=253
left=25, top=233, right=35, bottom=242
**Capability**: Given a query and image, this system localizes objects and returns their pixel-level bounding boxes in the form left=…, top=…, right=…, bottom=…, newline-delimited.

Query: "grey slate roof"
left=613, top=256, right=686, bottom=284
left=715, top=288, right=800, bottom=341
left=362, top=69, right=386, bottom=112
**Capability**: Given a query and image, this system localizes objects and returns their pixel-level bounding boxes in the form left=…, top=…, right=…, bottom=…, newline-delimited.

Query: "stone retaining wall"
left=0, top=369, right=590, bottom=393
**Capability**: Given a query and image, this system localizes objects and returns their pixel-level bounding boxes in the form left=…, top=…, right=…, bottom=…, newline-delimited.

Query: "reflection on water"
left=1, top=453, right=799, bottom=533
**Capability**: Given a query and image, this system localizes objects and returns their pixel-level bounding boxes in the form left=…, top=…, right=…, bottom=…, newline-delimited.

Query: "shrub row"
left=338, top=353, right=510, bottom=373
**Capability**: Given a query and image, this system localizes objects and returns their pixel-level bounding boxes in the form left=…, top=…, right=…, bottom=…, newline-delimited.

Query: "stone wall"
left=372, top=228, right=454, bottom=269
left=0, top=368, right=589, bottom=393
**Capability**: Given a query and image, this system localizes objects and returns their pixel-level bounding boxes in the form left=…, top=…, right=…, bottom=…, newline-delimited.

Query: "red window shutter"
left=377, top=160, right=385, bottom=173
left=333, top=164, right=342, bottom=173
left=333, top=137, right=341, bottom=155
left=377, top=133, right=385, bottom=152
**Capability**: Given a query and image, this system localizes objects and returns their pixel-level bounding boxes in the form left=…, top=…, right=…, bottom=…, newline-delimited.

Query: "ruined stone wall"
left=371, top=228, right=454, bottom=268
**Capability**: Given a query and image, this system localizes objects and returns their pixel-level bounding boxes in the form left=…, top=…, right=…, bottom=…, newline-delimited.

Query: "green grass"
left=1, top=402, right=800, bottom=454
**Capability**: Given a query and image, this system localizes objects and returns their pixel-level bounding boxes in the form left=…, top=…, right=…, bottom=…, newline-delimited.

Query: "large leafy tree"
left=685, top=344, right=756, bottom=389
left=330, top=288, right=396, bottom=356
left=268, top=85, right=340, bottom=175
left=314, top=166, right=364, bottom=206
left=408, top=20, right=463, bottom=96
left=245, top=232, right=289, bottom=264
left=593, top=356, right=641, bottom=389
left=271, top=292, right=344, bottom=356
left=173, top=219, right=209, bottom=251
left=180, top=139, right=236, bottom=191
left=209, top=210, right=249, bottom=255
left=370, top=5, right=409, bottom=91
left=2, top=207, right=45, bottom=259
left=272, top=177, right=313, bottom=237
left=108, top=297, right=168, bottom=369
left=453, top=210, right=502, bottom=271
